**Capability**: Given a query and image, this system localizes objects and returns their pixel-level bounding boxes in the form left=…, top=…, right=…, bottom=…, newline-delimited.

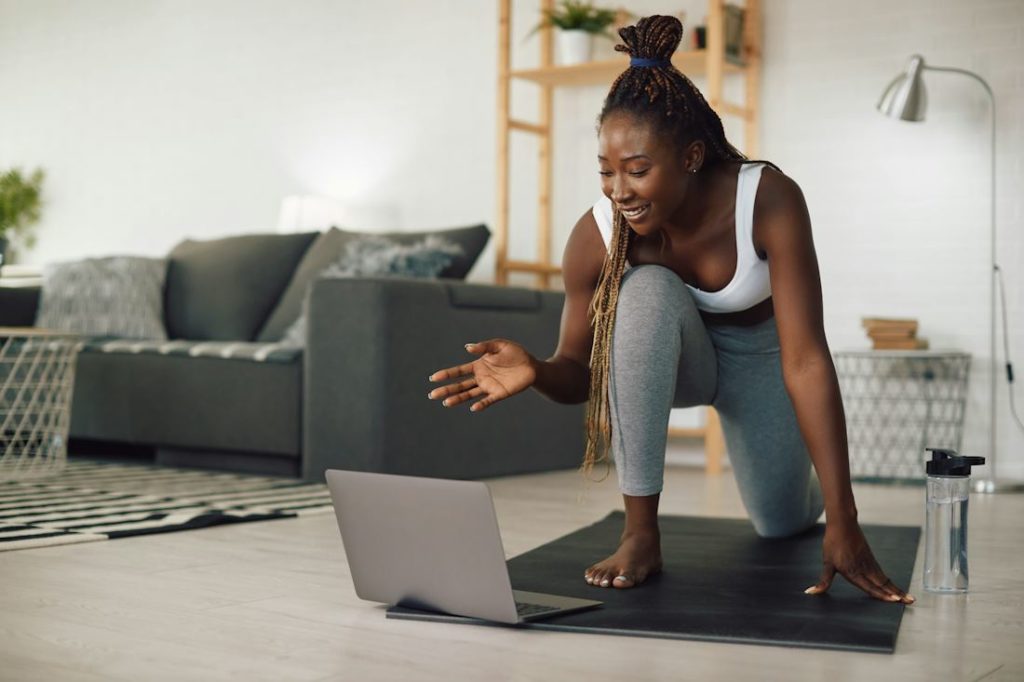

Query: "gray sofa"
left=0, top=227, right=586, bottom=482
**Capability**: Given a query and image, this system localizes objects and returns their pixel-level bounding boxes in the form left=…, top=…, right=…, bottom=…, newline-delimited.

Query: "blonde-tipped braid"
left=581, top=206, right=633, bottom=482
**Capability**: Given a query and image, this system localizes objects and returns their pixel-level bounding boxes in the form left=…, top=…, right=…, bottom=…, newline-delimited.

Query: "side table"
left=0, top=327, right=85, bottom=481
left=833, top=350, right=971, bottom=484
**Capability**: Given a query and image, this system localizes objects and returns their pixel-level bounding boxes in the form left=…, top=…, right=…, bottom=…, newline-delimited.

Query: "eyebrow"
left=597, top=154, right=651, bottom=162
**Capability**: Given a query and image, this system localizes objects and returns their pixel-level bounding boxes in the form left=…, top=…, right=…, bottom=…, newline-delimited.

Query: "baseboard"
left=155, top=446, right=300, bottom=477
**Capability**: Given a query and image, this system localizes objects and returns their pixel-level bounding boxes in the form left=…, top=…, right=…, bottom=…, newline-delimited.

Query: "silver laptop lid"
left=325, top=469, right=518, bottom=623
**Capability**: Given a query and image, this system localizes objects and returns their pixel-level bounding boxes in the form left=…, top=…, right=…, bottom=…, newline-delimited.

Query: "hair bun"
left=613, top=15, right=683, bottom=60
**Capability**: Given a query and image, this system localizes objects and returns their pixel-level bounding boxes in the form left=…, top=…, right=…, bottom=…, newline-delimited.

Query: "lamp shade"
left=877, top=54, right=928, bottom=121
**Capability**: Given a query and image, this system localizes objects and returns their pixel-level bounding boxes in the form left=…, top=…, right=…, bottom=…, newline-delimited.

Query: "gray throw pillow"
left=34, top=256, right=168, bottom=339
left=255, top=223, right=489, bottom=343
left=164, top=231, right=318, bottom=341
left=280, top=235, right=462, bottom=347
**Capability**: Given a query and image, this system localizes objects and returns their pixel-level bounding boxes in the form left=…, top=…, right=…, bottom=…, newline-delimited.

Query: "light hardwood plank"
left=1, top=464, right=1022, bottom=682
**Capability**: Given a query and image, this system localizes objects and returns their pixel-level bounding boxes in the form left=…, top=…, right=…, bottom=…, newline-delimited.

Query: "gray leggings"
left=608, top=264, right=825, bottom=538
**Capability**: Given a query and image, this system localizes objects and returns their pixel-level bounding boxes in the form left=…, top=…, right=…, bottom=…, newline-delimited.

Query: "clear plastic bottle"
left=923, top=448, right=985, bottom=593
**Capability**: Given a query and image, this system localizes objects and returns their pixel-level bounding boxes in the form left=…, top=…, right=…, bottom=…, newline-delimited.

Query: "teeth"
left=623, top=204, right=648, bottom=217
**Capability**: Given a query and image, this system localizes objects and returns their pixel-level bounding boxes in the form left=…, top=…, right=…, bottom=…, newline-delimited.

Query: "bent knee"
left=753, top=517, right=817, bottom=539
left=752, top=503, right=824, bottom=539
left=619, top=265, right=698, bottom=313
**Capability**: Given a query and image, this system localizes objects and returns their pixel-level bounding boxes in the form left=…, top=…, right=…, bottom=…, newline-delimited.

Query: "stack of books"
left=861, top=317, right=929, bottom=350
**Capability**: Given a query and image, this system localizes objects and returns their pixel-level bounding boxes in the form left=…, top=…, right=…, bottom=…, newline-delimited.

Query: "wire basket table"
left=0, top=327, right=85, bottom=481
left=833, top=350, right=971, bottom=485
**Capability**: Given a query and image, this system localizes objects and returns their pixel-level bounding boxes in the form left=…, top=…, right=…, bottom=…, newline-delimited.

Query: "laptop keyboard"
left=515, top=601, right=560, bottom=617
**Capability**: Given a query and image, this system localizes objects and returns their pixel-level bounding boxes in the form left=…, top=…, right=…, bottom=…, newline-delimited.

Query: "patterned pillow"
left=34, top=256, right=168, bottom=340
left=281, top=235, right=462, bottom=347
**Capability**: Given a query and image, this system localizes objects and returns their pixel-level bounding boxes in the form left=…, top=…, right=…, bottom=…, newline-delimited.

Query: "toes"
left=612, top=574, right=635, bottom=588
left=585, top=566, right=639, bottom=588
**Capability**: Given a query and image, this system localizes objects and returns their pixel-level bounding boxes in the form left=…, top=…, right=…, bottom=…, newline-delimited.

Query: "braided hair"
left=581, top=15, right=778, bottom=484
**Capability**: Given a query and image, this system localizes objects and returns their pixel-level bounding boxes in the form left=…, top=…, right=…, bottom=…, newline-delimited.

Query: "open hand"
left=427, top=339, right=536, bottom=412
left=805, top=520, right=915, bottom=604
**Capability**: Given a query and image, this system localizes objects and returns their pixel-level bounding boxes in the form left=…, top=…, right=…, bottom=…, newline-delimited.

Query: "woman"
left=428, top=15, right=914, bottom=605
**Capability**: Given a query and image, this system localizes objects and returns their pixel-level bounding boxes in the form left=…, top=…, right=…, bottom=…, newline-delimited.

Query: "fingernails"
left=906, top=595, right=916, bottom=603
left=804, top=587, right=816, bottom=594
left=465, top=343, right=473, bottom=349
left=889, top=594, right=900, bottom=601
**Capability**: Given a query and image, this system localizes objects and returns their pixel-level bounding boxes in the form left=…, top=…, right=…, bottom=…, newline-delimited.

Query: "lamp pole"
left=878, top=56, right=1022, bottom=493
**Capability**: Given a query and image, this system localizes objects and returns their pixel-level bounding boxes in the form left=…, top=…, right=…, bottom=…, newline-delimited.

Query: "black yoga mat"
left=387, top=511, right=920, bottom=653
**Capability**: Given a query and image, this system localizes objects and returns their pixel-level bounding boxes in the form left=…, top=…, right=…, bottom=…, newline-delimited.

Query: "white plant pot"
left=557, top=29, right=593, bottom=65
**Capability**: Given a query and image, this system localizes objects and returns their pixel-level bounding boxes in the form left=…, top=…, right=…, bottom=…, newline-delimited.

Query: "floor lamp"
left=877, top=54, right=1023, bottom=494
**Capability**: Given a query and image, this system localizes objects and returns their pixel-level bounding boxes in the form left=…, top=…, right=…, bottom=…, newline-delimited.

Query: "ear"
left=684, top=140, right=706, bottom=173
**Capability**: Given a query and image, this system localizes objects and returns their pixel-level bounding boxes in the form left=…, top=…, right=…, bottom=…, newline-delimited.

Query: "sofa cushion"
left=164, top=232, right=317, bottom=341
left=34, top=256, right=168, bottom=339
left=79, top=337, right=302, bottom=364
left=69, top=342, right=302, bottom=456
left=278, top=235, right=463, bottom=347
left=256, top=224, right=489, bottom=342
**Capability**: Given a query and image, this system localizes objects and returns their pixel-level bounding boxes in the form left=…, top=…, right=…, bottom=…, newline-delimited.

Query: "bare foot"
left=584, top=528, right=662, bottom=589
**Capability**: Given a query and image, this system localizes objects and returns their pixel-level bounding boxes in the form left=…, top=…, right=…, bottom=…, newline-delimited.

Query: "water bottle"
left=923, top=448, right=985, bottom=593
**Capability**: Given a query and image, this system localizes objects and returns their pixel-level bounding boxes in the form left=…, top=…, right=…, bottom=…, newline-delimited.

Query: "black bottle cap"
left=925, top=448, right=986, bottom=477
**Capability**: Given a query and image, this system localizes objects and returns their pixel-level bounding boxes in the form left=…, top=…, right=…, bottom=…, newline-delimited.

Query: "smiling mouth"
left=620, top=204, right=650, bottom=220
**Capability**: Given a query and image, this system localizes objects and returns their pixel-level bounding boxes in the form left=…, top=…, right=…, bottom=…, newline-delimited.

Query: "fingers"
left=804, top=562, right=836, bottom=596
left=848, top=572, right=905, bottom=602
left=427, top=379, right=477, bottom=404
left=428, top=340, right=505, bottom=382
left=428, top=362, right=476, bottom=383
left=806, top=565, right=915, bottom=604
left=469, top=395, right=493, bottom=413
left=871, top=575, right=915, bottom=604
left=431, top=385, right=484, bottom=408
left=464, top=339, right=502, bottom=355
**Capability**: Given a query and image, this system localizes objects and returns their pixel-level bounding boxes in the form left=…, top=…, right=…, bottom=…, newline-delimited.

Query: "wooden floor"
left=1, top=459, right=1022, bottom=682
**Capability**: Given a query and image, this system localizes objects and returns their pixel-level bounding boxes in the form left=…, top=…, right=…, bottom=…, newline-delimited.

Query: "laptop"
left=325, top=469, right=603, bottom=625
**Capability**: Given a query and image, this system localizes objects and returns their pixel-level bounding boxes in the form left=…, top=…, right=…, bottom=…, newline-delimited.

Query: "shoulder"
left=756, top=164, right=806, bottom=215
left=562, top=207, right=606, bottom=293
left=753, top=165, right=812, bottom=253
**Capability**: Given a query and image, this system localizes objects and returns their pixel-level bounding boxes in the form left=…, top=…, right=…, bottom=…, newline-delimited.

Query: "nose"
left=609, top=175, right=633, bottom=204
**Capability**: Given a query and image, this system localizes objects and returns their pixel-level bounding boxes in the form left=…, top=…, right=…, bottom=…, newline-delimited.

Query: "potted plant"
left=0, top=167, right=44, bottom=267
left=527, top=1, right=622, bottom=66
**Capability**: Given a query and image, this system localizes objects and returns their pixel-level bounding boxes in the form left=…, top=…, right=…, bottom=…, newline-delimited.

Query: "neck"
left=662, top=162, right=729, bottom=238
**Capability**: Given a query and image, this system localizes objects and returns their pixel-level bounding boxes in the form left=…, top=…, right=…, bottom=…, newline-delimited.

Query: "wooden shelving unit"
left=495, top=0, right=762, bottom=474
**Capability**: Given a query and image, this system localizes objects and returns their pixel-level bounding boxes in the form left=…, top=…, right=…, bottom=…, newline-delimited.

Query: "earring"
left=690, top=168, right=698, bottom=174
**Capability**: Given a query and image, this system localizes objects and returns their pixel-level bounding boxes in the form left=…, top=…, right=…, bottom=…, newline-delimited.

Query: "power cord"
left=996, top=264, right=1024, bottom=432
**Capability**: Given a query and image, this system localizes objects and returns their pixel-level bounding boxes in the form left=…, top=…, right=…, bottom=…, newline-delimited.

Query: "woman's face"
left=597, top=111, right=703, bottom=236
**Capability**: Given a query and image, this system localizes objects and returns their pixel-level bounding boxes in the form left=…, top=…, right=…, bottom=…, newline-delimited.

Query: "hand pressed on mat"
left=427, top=339, right=537, bottom=413
left=805, top=519, right=915, bottom=604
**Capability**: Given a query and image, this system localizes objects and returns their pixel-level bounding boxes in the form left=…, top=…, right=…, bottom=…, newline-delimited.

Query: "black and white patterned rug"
left=0, top=458, right=333, bottom=552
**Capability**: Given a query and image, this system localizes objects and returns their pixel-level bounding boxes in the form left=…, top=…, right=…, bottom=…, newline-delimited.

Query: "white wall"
left=0, top=0, right=498, bottom=259
left=761, top=0, right=1024, bottom=481
left=2, top=0, right=1022, bottom=478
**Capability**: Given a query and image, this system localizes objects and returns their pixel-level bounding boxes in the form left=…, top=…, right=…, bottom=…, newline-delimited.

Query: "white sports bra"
left=591, top=162, right=771, bottom=314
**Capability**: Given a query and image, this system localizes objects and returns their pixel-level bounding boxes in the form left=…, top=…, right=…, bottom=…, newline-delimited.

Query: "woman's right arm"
left=427, top=208, right=606, bottom=411
left=530, top=208, right=607, bottom=404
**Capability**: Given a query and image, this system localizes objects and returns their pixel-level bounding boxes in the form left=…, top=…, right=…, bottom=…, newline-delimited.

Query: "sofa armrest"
left=0, top=285, right=41, bottom=327
left=302, top=277, right=586, bottom=482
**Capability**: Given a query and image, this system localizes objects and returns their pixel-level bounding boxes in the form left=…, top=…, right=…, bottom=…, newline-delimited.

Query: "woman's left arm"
left=758, top=169, right=914, bottom=604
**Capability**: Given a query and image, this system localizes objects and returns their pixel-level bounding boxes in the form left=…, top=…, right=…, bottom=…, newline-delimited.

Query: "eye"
left=629, top=170, right=649, bottom=177
left=599, top=171, right=612, bottom=177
